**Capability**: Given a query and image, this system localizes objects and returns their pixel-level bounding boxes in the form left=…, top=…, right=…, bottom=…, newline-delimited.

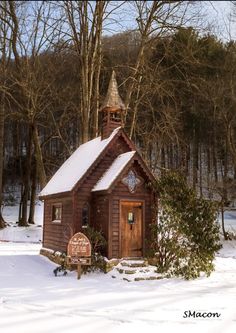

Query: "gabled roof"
left=39, top=127, right=121, bottom=197
left=92, top=151, right=136, bottom=192
left=100, top=70, right=125, bottom=111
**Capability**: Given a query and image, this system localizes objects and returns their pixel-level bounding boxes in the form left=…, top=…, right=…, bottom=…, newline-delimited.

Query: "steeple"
left=100, top=70, right=125, bottom=111
left=100, top=70, right=125, bottom=140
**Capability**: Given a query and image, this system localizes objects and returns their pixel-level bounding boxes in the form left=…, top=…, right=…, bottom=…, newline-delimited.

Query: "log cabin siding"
left=43, top=197, right=73, bottom=252
left=73, top=135, right=131, bottom=234
left=90, top=194, right=110, bottom=256
left=91, top=194, right=109, bottom=238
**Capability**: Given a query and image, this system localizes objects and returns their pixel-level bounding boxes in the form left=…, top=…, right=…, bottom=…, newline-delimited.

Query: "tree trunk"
left=221, top=204, right=228, bottom=240
left=161, top=146, right=166, bottom=169
left=0, top=100, right=5, bottom=228
left=28, top=162, right=37, bottom=224
left=227, top=123, right=236, bottom=170
left=18, top=184, right=23, bottom=224
left=32, top=123, right=47, bottom=189
left=19, top=125, right=33, bottom=226
left=93, top=51, right=101, bottom=138
left=212, top=116, right=218, bottom=183
left=192, top=129, right=198, bottom=189
left=207, top=145, right=211, bottom=197
left=199, top=143, right=203, bottom=197
left=129, top=76, right=142, bottom=139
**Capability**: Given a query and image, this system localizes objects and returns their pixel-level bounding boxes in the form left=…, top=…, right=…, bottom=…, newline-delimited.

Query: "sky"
left=205, top=1, right=235, bottom=40
left=102, top=1, right=235, bottom=41
left=4, top=1, right=235, bottom=59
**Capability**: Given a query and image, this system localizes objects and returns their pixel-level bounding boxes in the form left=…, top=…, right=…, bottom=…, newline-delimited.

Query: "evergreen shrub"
left=148, top=171, right=222, bottom=279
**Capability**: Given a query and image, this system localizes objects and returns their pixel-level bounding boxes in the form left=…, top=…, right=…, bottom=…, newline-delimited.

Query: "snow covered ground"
left=0, top=241, right=236, bottom=333
left=0, top=206, right=236, bottom=333
left=0, top=203, right=43, bottom=243
left=222, top=211, right=236, bottom=232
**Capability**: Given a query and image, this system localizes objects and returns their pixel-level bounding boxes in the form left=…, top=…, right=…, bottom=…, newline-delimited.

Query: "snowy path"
left=0, top=243, right=236, bottom=333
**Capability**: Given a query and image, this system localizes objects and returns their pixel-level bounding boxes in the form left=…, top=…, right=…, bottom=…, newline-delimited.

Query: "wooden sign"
left=67, top=232, right=92, bottom=279
left=68, top=257, right=91, bottom=265
left=67, top=232, right=91, bottom=258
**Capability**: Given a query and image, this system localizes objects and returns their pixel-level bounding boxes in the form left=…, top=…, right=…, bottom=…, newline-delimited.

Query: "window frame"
left=51, top=203, right=62, bottom=223
left=81, top=202, right=90, bottom=229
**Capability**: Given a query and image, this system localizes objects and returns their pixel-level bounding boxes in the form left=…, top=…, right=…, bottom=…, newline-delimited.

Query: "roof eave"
left=92, top=152, right=137, bottom=194
left=39, top=190, right=72, bottom=200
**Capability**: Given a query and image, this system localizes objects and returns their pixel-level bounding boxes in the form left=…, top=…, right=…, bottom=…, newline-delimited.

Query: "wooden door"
left=120, top=201, right=143, bottom=258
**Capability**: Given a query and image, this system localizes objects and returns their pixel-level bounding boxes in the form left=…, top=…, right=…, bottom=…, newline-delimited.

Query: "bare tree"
left=122, top=1, right=196, bottom=137
left=62, top=1, right=108, bottom=142
left=0, top=1, right=13, bottom=228
left=3, top=1, right=63, bottom=225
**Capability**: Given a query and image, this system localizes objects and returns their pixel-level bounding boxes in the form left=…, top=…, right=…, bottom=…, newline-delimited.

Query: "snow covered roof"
left=92, top=151, right=136, bottom=192
left=40, top=127, right=121, bottom=197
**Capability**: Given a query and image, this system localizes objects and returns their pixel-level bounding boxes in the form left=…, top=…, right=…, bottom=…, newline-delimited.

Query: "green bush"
left=148, top=171, right=222, bottom=279
left=83, top=226, right=107, bottom=272
left=83, top=225, right=107, bottom=254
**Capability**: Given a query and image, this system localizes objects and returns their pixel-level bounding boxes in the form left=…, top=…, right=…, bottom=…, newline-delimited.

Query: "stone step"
left=123, top=278, right=131, bottom=282
left=121, top=275, right=163, bottom=282
left=120, top=260, right=148, bottom=268
left=122, top=257, right=144, bottom=260
left=134, top=276, right=163, bottom=281
left=116, top=267, right=137, bottom=274
left=110, top=258, right=163, bottom=282
left=116, top=265, right=153, bottom=275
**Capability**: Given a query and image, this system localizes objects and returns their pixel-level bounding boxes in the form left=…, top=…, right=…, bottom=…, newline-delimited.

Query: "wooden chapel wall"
left=43, top=196, right=73, bottom=252
left=109, top=162, right=153, bottom=258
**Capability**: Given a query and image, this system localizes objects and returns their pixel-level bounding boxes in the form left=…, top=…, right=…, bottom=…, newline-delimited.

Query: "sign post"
left=67, top=232, right=92, bottom=280
left=77, top=263, right=82, bottom=280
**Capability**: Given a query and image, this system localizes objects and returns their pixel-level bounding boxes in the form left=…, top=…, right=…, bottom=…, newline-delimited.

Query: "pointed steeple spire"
left=100, top=70, right=125, bottom=140
left=100, top=70, right=125, bottom=111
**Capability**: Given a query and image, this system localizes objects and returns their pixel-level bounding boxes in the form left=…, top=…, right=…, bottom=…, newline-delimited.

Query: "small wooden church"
left=39, top=71, right=156, bottom=259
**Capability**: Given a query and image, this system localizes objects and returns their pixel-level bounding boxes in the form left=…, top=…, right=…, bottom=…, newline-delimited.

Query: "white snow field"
left=0, top=242, right=236, bottom=333
left=0, top=207, right=236, bottom=333
left=0, top=203, right=43, bottom=243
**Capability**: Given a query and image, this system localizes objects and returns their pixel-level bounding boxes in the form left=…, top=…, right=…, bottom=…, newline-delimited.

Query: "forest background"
left=0, top=0, right=236, bottom=227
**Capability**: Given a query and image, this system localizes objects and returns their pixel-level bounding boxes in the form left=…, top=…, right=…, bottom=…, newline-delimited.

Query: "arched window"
left=82, top=203, right=89, bottom=228
left=52, top=203, right=62, bottom=222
